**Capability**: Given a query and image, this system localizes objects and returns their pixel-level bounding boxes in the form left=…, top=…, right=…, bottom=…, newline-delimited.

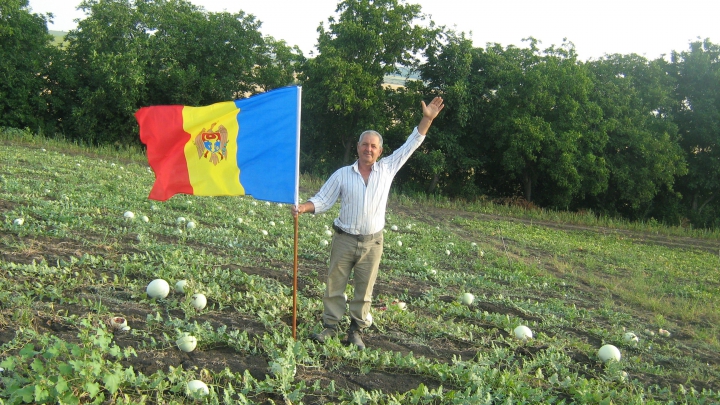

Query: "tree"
left=0, top=0, right=56, bottom=132
left=253, top=37, right=305, bottom=93
left=475, top=39, right=607, bottom=208
left=57, top=0, right=148, bottom=145
left=408, top=30, right=482, bottom=196
left=586, top=54, right=686, bottom=220
left=55, top=0, right=296, bottom=145
left=298, top=0, right=435, bottom=174
left=141, top=0, right=290, bottom=106
left=671, top=39, right=720, bottom=227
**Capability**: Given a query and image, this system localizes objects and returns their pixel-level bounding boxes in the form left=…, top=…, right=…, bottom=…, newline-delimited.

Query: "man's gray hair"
left=358, top=130, right=383, bottom=148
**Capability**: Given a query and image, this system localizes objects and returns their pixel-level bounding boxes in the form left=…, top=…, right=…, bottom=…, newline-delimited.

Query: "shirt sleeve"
left=308, top=168, right=343, bottom=214
left=378, top=127, right=425, bottom=174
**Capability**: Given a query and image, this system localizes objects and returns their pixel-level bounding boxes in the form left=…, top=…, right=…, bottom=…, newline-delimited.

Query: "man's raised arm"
left=417, top=97, right=445, bottom=135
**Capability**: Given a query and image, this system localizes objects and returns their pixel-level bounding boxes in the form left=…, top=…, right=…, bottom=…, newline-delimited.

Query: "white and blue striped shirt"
left=309, top=127, right=425, bottom=235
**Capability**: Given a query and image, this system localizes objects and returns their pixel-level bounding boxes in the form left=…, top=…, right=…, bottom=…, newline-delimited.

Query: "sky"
left=27, top=0, right=720, bottom=61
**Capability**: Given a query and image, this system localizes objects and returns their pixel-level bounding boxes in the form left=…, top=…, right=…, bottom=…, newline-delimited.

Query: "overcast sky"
left=28, top=0, right=720, bottom=61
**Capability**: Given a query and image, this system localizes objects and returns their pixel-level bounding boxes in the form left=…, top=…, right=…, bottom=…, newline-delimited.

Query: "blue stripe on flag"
left=235, top=86, right=300, bottom=204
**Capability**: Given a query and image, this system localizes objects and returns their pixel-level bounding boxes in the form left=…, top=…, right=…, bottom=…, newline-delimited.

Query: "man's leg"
left=348, top=235, right=383, bottom=330
left=322, top=233, right=357, bottom=326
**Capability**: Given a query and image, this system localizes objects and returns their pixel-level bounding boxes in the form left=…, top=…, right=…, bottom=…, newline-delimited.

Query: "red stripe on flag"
left=136, top=105, right=193, bottom=200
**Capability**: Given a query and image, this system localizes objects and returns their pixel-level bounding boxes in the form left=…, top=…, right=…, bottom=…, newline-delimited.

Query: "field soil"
left=1, top=199, right=719, bottom=403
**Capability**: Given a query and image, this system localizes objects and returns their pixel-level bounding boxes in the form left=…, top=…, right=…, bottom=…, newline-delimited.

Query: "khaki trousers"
left=323, top=231, right=384, bottom=329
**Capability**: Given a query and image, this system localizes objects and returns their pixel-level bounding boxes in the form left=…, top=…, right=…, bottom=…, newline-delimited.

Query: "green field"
left=49, top=30, right=66, bottom=47
left=1, top=129, right=719, bottom=404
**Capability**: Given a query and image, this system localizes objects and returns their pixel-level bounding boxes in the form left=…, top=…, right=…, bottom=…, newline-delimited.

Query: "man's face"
left=357, top=133, right=383, bottom=166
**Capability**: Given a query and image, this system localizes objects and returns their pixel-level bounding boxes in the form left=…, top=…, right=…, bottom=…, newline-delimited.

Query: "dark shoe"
left=311, top=326, right=339, bottom=343
left=347, top=329, right=365, bottom=350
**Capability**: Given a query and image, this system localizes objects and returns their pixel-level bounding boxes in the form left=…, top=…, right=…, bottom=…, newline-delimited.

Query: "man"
left=292, top=96, right=444, bottom=349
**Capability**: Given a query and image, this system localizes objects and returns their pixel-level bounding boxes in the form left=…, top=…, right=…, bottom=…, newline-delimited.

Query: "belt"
left=333, top=224, right=383, bottom=242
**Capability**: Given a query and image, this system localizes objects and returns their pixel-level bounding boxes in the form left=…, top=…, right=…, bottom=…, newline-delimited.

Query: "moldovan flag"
left=136, top=85, right=301, bottom=204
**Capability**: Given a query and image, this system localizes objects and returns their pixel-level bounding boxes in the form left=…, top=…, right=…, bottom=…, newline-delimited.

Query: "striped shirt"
left=309, top=127, right=425, bottom=235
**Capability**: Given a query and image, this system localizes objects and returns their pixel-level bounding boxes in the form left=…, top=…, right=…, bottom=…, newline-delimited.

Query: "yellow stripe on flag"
left=183, top=101, right=245, bottom=196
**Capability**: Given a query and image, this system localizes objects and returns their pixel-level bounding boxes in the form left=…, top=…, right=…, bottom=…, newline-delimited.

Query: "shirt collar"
left=352, top=160, right=378, bottom=173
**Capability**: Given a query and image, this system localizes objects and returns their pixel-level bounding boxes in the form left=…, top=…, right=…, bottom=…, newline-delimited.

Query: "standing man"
left=292, top=97, right=444, bottom=349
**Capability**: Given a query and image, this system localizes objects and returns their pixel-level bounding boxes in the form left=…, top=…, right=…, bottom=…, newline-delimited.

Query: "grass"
left=392, top=191, right=720, bottom=240
left=1, top=128, right=719, bottom=404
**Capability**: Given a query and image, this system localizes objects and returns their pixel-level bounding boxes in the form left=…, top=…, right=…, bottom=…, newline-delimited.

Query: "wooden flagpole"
left=292, top=211, right=299, bottom=340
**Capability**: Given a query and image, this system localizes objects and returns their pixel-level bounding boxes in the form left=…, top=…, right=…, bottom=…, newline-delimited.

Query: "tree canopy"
left=0, top=0, right=56, bottom=132
left=672, top=39, right=720, bottom=227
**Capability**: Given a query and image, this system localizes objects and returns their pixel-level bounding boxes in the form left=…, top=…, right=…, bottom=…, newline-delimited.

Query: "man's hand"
left=422, top=96, right=445, bottom=121
left=418, top=96, right=444, bottom=135
left=290, top=201, right=315, bottom=217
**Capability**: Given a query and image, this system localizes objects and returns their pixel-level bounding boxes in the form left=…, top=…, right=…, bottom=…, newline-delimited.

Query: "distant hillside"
left=384, top=66, right=421, bottom=87
left=49, top=30, right=67, bottom=46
